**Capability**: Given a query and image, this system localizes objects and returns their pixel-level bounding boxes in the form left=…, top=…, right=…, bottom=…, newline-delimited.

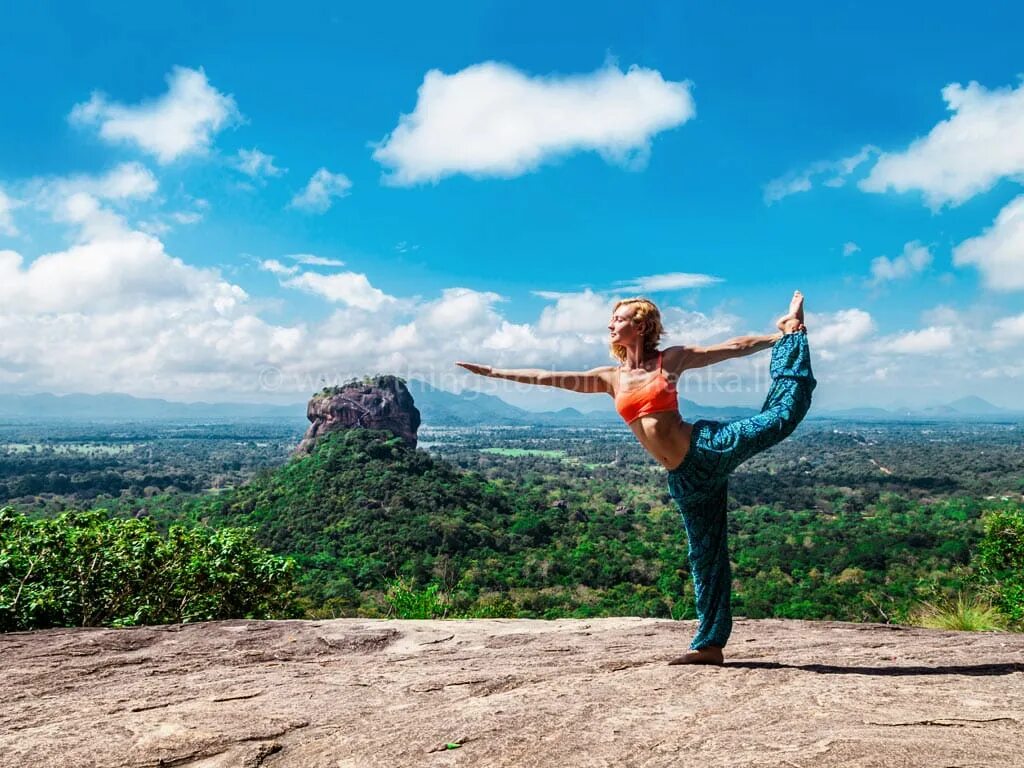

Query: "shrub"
left=0, top=507, right=296, bottom=631
left=384, top=577, right=448, bottom=619
left=976, top=506, right=1024, bottom=625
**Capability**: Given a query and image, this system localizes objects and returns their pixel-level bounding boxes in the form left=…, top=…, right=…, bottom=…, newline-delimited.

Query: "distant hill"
left=945, top=395, right=1010, bottom=415
left=0, top=392, right=307, bottom=422
left=0, top=388, right=1018, bottom=425
left=407, top=379, right=758, bottom=425
left=819, top=395, right=1020, bottom=422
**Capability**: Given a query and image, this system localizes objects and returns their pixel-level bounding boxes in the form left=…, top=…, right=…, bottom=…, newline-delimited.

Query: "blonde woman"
left=457, top=291, right=815, bottom=664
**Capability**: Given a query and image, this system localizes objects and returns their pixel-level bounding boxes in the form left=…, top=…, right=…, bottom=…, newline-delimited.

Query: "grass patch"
left=480, top=448, right=567, bottom=458
left=910, top=591, right=1008, bottom=631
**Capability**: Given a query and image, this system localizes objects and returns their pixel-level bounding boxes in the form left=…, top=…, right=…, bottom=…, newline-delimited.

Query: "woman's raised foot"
left=776, top=290, right=806, bottom=334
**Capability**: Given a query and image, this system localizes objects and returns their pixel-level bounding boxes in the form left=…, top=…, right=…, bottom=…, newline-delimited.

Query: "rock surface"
left=296, top=375, right=421, bottom=454
left=2, top=618, right=1023, bottom=768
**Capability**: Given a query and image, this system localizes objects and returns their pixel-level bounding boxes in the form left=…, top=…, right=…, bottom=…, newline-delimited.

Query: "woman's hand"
left=456, top=361, right=495, bottom=377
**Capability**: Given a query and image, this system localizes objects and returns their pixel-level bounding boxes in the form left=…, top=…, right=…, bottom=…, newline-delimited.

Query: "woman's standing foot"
left=667, top=646, right=724, bottom=666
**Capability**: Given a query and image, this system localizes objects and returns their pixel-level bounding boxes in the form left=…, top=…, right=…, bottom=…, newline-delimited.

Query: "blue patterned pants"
left=666, top=332, right=816, bottom=650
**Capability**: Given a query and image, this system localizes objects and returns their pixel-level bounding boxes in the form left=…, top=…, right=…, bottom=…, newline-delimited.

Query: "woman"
left=456, top=291, right=815, bottom=665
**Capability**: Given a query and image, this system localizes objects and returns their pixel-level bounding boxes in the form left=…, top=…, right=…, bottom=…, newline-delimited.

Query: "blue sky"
left=1, top=1, right=1022, bottom=411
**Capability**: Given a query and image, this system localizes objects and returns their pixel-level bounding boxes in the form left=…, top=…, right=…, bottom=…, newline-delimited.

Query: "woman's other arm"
left=456, top=362, right=615, bottom=394
left=664, top=334, right=782, bottom=373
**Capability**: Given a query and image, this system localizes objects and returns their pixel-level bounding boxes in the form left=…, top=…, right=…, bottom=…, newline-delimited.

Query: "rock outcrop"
left=295, top=375, right=421, bottom=454
left=2, top=618, right=1022, bottom=768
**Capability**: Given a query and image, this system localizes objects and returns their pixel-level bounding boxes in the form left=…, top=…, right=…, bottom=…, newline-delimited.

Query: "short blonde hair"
left=609, top=297, right=663, bottom=363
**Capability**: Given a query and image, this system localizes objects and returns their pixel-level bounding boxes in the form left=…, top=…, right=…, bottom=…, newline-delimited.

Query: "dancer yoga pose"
left=456, top=291, right=815, bottom=665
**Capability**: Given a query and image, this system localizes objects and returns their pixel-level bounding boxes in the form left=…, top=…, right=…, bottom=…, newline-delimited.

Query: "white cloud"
left=259, top=259, right=299, bottom=276
left=869, top=241, right=932, bottom=285
left=288, top=253, right=346, bottom=267
left=373, top=62, right=695, bottom=185
left=70, top=66, right=239, bottom=164
left=617, top=272, right=722, bottom=293
left=89, top=162, right=159, bottom=200
left=289, top=168, right=352, bottom=212
left=282, top=270, right=394, bottom=310
left=170, top=210, right=203, bottom=225
left=843, top=242, right=860, bottom=257
left=537, top=289, right=611, bottom=334
left=764, top=145, right=877, bottom=204
left=993, top=313, right=1024, bottom=345
left=233, top=148, right=285, bottom=178
left=860, top=80, right=1024, bottom=207
left=660, top=307, right=737, bottom=345
left=952, top=195, right=1024, bottom=290
left=420, top=287, right=504, bottom=332
left=763, top=176, right=812, bottom=204
left=887, top=326, right=954, bottom=354
left=28, top=162, right=159, bottom=205
left=808, top=308, right=876, bottom=349
left=0, top=193, right=303, bottom=399
left=0, top=188, right=20, bottom=235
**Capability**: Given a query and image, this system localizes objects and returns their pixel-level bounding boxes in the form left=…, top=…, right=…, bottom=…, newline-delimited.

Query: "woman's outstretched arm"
left=456, top=362, right=615, bottom=394
left=665, top=334, right=782, bottom=373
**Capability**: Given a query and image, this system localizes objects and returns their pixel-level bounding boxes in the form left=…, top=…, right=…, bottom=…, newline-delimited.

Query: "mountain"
left=407, top=380, right=758, bottom=425
left=0, top=392, right=307, bottom=422
left=1, top=388, right=1018, bottom=426
left=814, top=396, right=1020, bottom=421
left=945, top=395, right=1008, bottom=415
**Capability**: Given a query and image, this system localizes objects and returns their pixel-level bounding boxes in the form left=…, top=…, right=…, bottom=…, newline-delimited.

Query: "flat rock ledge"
left=2, top=618, right=1023, bottom=768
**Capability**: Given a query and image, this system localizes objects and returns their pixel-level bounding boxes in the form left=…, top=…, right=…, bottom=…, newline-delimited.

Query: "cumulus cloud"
left=24, top=163, right=160, bottom=208
left=860, top=80, right=1024, bottom=207
left=70, top=67, right=239, bottom=164
left=373, top=62, right=695, bottom=185
left=0, top=191, right=309, bottom=397
left=537, top=289, right=611, bottom=334
left=0, top=188, right=20, bottom=235
left=869, top=241, right=932, bottom=285
left=992, top=312, right=1024, bottom=345
left=843, top=242, right=860, bottom=256
left=809, top=308, right=876, bottom=349
left=233, top=148, right=285, bottom=179
left=763, top=145, right=878, bottom=204
left=420, top=287, right=504, bottom=333
left=952, top=195, right=1024, bottom=290
left=616, top=272, right=722, bottom=293
left=258, top=251, right=386, bottom=310
left=289, top=168, right=352, bottom=212
left=281, top=271, right=394, bottom=310
left=886, top=326, right=954, bottom=354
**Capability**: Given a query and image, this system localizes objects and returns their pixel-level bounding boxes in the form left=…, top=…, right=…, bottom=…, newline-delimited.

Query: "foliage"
left=4, top=421, right=1022, bottom=629
left=976, top=505, right=1024, bottom=624
left=384, top=577, right=448, bottom=619
left=0, top=506, right=295, bottom=631
left=181, top=428, right=1008, bottom=624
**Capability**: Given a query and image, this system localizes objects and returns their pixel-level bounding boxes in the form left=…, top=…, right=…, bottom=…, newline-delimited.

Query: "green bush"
left=0, top=507, right=296, bottom=631
left=976, top=506, right=1024, bottom=625
left=384, top=577, right=448, bottom=619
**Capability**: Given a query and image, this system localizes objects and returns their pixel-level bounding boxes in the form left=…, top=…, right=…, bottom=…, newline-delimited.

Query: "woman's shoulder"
left=659, top=345, right=695, bottom=374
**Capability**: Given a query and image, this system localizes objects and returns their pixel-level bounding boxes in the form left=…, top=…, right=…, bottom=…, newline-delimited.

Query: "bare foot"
left=776, top=290, right=806, bottom=334
left=667, top=646, right=724, bottom=666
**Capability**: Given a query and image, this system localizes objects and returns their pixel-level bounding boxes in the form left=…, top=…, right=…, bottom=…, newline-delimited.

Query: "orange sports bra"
left=614, top=352, right=678, bottom=424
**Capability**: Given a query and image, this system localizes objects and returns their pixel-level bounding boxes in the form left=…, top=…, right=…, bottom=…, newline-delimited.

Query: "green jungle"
left=1, top=417, right=1022, bottom=633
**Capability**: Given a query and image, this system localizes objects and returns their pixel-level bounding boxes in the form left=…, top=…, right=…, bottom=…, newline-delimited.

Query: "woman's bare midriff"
left=627, top=411, right=693, bottom=470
